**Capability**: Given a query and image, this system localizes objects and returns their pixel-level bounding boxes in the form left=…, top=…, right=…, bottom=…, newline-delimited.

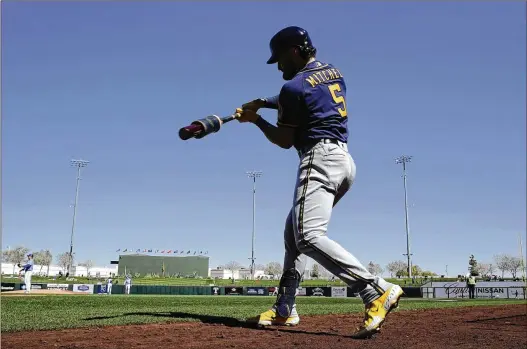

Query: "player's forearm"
left=253, top=117, right=294, bottom=149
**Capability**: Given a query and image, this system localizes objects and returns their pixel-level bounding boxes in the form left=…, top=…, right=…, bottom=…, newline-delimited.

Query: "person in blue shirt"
left=19, top=253, right=34, bottom=294
left=239, top=26, right=404, bottom=339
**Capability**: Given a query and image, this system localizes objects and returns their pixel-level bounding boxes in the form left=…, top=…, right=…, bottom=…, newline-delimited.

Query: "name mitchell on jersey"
left=304, top=66, right=345, bottom=87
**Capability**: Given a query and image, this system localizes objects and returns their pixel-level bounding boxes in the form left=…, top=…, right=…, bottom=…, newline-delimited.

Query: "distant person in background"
left=124, top=275, right=132, bottom=295
left=467, top=275, right=477, bottom=299
left=106, top=276, right=113, bottom=295
left=18, top=253, right=34, bottom=294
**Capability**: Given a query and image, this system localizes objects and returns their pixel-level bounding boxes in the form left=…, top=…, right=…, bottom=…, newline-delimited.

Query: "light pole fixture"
left=68, top=159, right=89, bottom=274
left=395, top=155, right=413, bottom=279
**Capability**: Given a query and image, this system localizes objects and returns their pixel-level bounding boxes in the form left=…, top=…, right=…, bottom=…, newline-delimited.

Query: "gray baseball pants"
left=282, top=139, right=394, bottom=305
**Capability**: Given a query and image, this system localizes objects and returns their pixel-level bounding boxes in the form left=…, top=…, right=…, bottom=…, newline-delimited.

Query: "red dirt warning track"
left=2, top=304, right=526, bottom=349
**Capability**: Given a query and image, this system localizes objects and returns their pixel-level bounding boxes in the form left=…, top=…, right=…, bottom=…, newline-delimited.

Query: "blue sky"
left=2, top=2, right=525, bottom=276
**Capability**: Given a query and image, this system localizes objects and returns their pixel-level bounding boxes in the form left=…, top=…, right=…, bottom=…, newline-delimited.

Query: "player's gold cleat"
left=246, top=306, right=300, bottom=327
left=351, top=285, right=404, bottom=339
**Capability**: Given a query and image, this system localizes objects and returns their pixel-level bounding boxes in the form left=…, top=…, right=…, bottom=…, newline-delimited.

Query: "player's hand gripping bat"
left=179, top=108, right=242, bottom=140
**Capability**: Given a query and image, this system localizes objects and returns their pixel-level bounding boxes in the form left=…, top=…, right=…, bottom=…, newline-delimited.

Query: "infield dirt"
left=2, top=304, right=526, bottom=349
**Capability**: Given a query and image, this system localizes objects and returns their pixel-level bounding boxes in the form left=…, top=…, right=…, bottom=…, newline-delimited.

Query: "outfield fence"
left=5, top=281, right=525, bottom=299
left=420, top=281, right=527, bottom=300
left=1, top=282, right=423, bottom=298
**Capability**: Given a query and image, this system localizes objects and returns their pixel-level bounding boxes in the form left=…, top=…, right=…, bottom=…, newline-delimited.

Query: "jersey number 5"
left=328, top=83, right=347, bottom=117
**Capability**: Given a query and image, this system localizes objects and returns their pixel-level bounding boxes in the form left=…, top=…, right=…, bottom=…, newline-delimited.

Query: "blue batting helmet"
left=266, top=26, right=317, bottom=64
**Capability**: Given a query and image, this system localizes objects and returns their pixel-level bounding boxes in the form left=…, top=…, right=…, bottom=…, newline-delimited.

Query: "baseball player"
left=106, top=276, right=113, bottom=295
left=239, top=26, right=404, bottom=339
left=124, top=275, right=132, bottom=295
left=18, top=253, right=34, bottom=294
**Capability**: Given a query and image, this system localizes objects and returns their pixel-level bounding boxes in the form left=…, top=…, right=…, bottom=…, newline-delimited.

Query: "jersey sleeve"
left=277, top=81, right=303, bottom=128
left=263, top=95, right=279, bottom=109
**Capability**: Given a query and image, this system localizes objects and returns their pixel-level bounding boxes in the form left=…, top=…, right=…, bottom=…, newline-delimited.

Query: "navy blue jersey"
left=273, top=60, right=349, bottom=150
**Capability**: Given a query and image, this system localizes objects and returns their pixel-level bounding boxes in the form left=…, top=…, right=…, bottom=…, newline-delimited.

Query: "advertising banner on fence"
left=435, top=286, right=505, bottom=299
left=47, top=283, right=69, bottom=291
left=224, top=287, right=243, bottom=295
left=306, top=287, right=331, bottom=297
left=331, top=286, right=347, bottom=297
left=20, top=283, right=46, bottom=291
left=421, top=281, right=526, bottom=288
left=246, top=287, right=267, bottom=296
left=263, top=287, right=308, bottom=296
left=1, top=283, right=17, bottom=292
left=421, top=281, right=527, bottom=299
left=423, top=282, right=527, bottom=299
left=211, top=286, right=221, bottom=295
left=97, top=284, right=108, bottom=294
left=268, top=287, right=278, bottom=296
left=296, top=287, right=307, bottom=296
left=73, top=284, right=94, bottom=293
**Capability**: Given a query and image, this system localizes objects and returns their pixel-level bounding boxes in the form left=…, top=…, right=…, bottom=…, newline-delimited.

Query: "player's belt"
left=297, top=138, right=347, bottom=157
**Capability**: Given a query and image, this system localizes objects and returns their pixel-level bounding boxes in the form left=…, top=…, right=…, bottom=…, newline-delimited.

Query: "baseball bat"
left=178, top=108, right=242, bottom=141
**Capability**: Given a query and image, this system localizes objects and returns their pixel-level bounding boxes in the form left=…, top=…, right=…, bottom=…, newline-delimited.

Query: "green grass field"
left=1, top=295, right=525, bottom=333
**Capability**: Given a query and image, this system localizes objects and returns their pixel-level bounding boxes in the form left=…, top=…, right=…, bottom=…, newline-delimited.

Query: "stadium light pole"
left=68, top=159, right=89, bottom=274
left=519, top=232, right=527, bottom=292
left=395, top=155, right=413, bottom=280
left=247, top=170, right=263, bottom=280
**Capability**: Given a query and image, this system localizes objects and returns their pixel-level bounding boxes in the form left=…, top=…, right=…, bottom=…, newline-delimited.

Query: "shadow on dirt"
left=84, top=311, right=345, bottom=337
